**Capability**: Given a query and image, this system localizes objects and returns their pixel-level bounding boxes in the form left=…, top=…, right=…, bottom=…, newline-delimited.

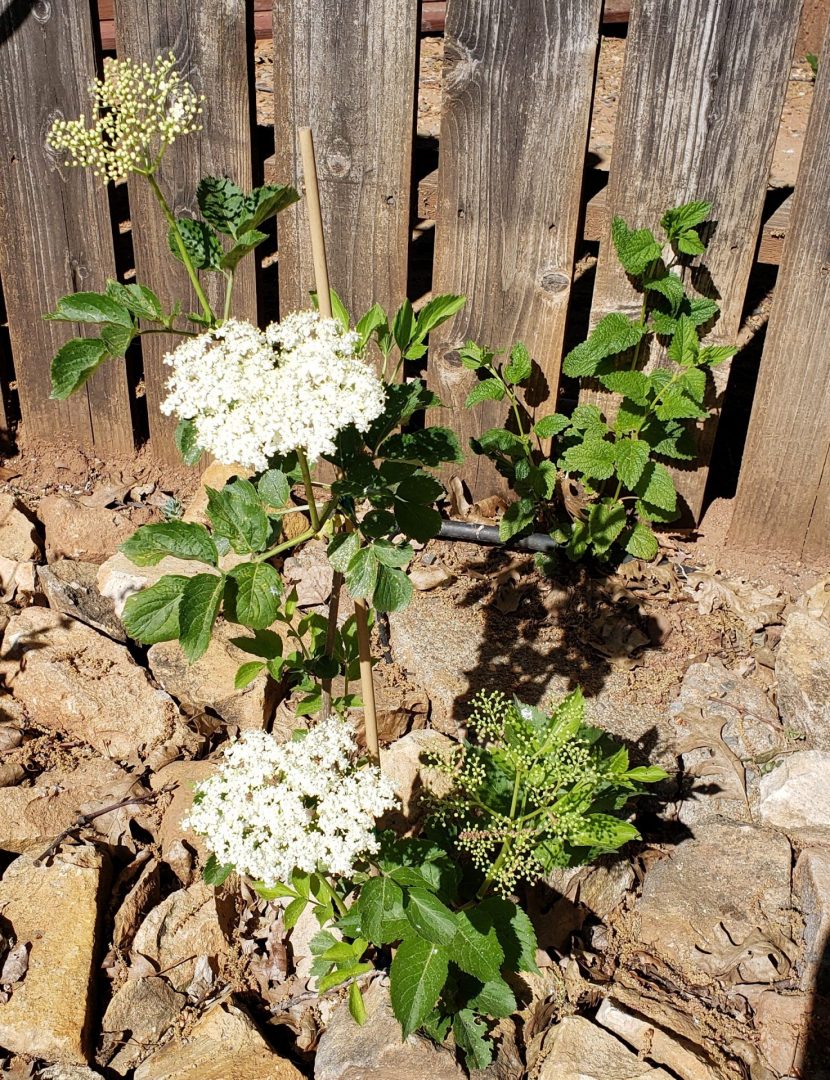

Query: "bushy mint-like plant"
left=189, top=695, right=664, bottom=1070
left=464, top=202, right=737, bottom=561
left=43, top=52, right=466, bottom=718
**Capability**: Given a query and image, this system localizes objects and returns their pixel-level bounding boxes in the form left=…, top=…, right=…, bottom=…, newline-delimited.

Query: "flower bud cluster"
left=48, top=53, right=203, bottom=182
left=160, top=313, right=386, bottom=470
left=186, top=717, right=398, bottom=886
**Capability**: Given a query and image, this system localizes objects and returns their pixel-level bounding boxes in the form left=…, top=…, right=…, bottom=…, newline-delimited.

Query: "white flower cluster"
left=186, top=718, right=398, bottom=885
left=160, top=313, right=386, bottom=470
left=48, top=53, right=203, bottom=183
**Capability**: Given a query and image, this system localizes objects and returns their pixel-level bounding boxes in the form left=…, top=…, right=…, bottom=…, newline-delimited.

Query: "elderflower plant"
left=160, top=313, right=386, bottom=470
left=48, top=52, right=203, bottom=182
left=186, top=717, right=398, bottom=886
left=427, top=690, right=667, bottom=896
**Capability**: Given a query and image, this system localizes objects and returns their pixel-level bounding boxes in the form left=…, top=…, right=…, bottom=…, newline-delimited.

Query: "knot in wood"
left=325, top=138, right=352, bottom=179
left=539, top=269, right=570, bottom=294
left=32, top=0, right=52, bottom=23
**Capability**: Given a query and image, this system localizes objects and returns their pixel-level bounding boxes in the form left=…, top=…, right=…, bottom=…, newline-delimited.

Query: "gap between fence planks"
left=271, top=0, right=418, bottom=321
left=582, top=0, right=801, bottom=525
left=427, top=0, right=604, bottom=495
left=113, top=0, right=256, bottom=462
left=0, top=2, right=134, bottom=453
left=729, top=16, right=830, bottom=562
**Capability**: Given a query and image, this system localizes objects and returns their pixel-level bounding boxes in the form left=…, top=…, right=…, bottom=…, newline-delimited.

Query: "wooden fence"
left=0, top=0, right=827, bottom=559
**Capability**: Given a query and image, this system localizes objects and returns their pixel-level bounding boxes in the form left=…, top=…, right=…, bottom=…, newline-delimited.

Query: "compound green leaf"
left=169, top=218, right=223, bottom=271
left=453, top=912, right=504, bottom=983
left=45, top=291, right=132, bottom=327
left=465, top=378, right=506, bottom=408
left=120, top=522, right=218, bottom=567
left=197, top=176, right=245, bottom=234
left=453, top=1010, right=493, bottom=1071
left=405, top=888, right=458, bottom=945
left=614, top=437, right=649, bottom=490
left=503, top=342, right=532, bottom=385
left=389, top=936, right=449, bottom=1039
left=373, top=565, right=412, bottom=612
left=206, top=478, right=269, bottom=554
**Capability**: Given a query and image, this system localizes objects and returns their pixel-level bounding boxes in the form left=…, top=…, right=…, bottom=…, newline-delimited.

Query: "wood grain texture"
left=114, top=0, right=255, bottom=460
left=582, top=0, right=801, bottom=522
left=729, top=16, right=830, bottom=561
left=271, top=0, right=418, bottom=319
left=0, top=1, right=134, bottom=452
left=427, top=0, right=603, bottom=494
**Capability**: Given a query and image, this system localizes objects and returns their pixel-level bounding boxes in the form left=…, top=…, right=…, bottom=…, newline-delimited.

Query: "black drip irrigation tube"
left=437, top=518, right=558, bottom=554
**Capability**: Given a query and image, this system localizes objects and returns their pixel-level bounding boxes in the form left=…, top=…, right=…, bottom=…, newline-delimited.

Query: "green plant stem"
left=222, top=271, right=234, bottom=323
left=254, top=498, right=337, bottom=563
left=297, top=450, right=321, bottom=532
left=476, top=767, right=523, bottom=899
left=138, top=327, right=198, bottom=338
left=146, top=171, right=215, bottom=325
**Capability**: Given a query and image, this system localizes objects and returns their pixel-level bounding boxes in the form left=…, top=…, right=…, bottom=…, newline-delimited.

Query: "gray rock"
left=37, top=1068, right=104, bottom=1080
left=537, top=1016, right=673, bottom=1079
left=757, top=751, right=830, bottom=843
left=776, top=611, right=830, bottom=749
left=101, top=977, right=185, bottom=1075
left=314, top=980, right=466, bottom=1079
left=37, top=560, right=126, bottom=641
left=634, top=820, right=794, bottom=985
left=794, top=846, right=830, bottom=992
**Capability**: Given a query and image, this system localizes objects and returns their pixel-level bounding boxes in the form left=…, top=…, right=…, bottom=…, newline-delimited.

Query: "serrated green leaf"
left=586, top=499, right=627, bottom=553
left=372, top=539, right=413, bottom=568
left=562, top=313, right=646, bottom=377
left=328, top=531, right=361, bottom=573
left=381, top=427, right=463, bottom=466
left=688, top=297, right=719, bottom=327
left=203, top=853, right=233, bottom=886
left=235, top=182, right=300, bottom=235
left=453, top=1010, right=493, bottom=1071
left=499, top=497, right=536, bottom=541
left=679, top=367, right=707, bottom=404
left=454, top=912, right=504, bottom=982
left=257, top=468, right=291, bottom=509
left=105, top=281, right=164, bottom=322
left=660, top=200, right=712, bottom=237
left=235, top=660, right=266, bottom=688
left=405, top=888, right=458, bottom=945
left=469, top=897, right=539, bottom=975
left=644, top=272, right=686, bottom=313
left=393, top=474, right=444, bottom=542
left=412, top=294, right=466, bottom=343
left=503, top=342, right=532, bottom=385
left=229, top=627, right=283, bottom=659
left=100, top=322, right=133, bottom=356
left=611, top=216, right=663, bottom=275
left=667, top=315, right=699, bottom=367
left=472, top=427, right=527, bottom=457
left=45, top=291, right=132, bottom=327
left=389, top=936, right=450, bottom=1039
left=179, top=573, right=225, bottom=662
left=345, top=546, right=379, bottom=599
left=283, top=895, right=308, bottom=930
left=626, top=765, right=668, bottom=782
left=356, top=302, right=388, bottom=349
left=561, top=437, right=616, bottom=481
left=358, top=875, right=408, bottom=944
left=50, top=338, right=109, bottom=399
left=318, top=961, right=374, bottom=993
left=571, top=812, right=640, bottom=849
left=373, top=565, right=412, bottom=612
left=466, top=977, right=517, bottom=1018
left=533, top=413, right=570, bottom=439
left=676, top=228, right=706, bottom=256
left=570, top=404, right=608, bottom=433
left=121, top=574, right=190, bottom=644
left=650, top=310, right=677, bottom=336
left=206, top=478, right=269, bottom=554
left=635, top=461, right=677, bottom=515
left=120, top=522, right=218, bottom=567
left=175, top=418, right=202, bottom=466
left=220, top=229, right=268, bottom=271
left=614, top=437, right=649, bottom=489
left=226, top=562, right=282, bottom=629
left=699, top=343, right=737, bottom=366
left=169, top=218, right=223, bottom=271
left=393, top=298, right=415, bottom=353
left=624, top=521, right=659, bottom=560
left=197, top=176, right=245, bottom=234
left=465, top=378, right=506, bottom=408
left=598, top=370, right=650, bottom=405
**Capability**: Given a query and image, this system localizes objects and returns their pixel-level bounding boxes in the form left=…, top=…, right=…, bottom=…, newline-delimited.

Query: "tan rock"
left=0, top=493, right=39, bottom=562
left=380, top=729, right=454, bottom=824
left=131, top=881, right=231, bottom=992
left=37, top=560, right=125, bottom=641
left=538, top=1017, right=673, bottom=1080
left=283, top=541, right=333, bottom=606
left=96, top=551, right=217, bottom=619
left=134, top=1002, right=304, bottom=1080
left=0, top=756, right=144, bottom=854
left=776, top=611, right=830, bottom=749
left=0, top=556, right=38, bottom=603
left=751, top=990, right=810, bottom=1077
left=149, top=759, right=215, bottom=863
left=101, top=977, right=185, bottom=1076
left=0, top=607, right=186, bottom=763
left=148, top=619, right=277, bottom=731
left=314, top=981, right=465, bottom=1080
left=328, top=674, right=429, bottom=746
left=39, top=494, right=152, bottom=564
left=595, top=998, right=715, bottom=1080
left=0, top=847, right=107, bottom=1063
left=757, top=750, right=830, bottom=843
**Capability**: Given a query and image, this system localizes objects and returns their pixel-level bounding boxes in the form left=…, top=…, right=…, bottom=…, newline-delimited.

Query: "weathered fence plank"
left=729, top=18, right=830, bottom=561
left=272, top=0, right=418, bottom=320
left=427, top=0, right=603, bottom=494
left=0, top=2, right=134, bottom=453
left=113, top=0, right=255, bottom=460
left=583, top=0, right=801, bottom=522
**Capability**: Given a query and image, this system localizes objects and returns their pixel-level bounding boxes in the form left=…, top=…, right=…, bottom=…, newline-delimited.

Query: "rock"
left=38, top=1068, right=104, bottom=1079
left=314, top=980, right=466, bottom=1079
left=794, top=847, right=830, bottom=992
left=283, top=541, right=334, bottom=606
left=0, top=847, right=107, bottom=1063
left=537, top=1016, right=673, bottom=1079
left=149, top=759, right=215, bottom=863
left=39, top=494, right=152, bottom=564
left=595, top=998, right=715, bottom=1080
left=634, top=820, right=794, bottom=984
left=97, top=552, right=216, bottom=618
left=750, top=990, right=811, bottom=1077
left=573, top=861, right=635, bottom=920
left=0, top=756, right=144, bottom=854
left=327, top=673, right=429, bottom=746
left=134, top=1002, right=304, bottom=1080
left=112, top=859, right=161, bottom=952
left=379, top=729, right=455, bottom=823
left=757, top=751, right=830, bottom=843
left=0, top=493, right=39, bottom=562
left=0, top=607, right=187, bottom=763
left=101, top=977, right=186, bottom=1075
left=131, top=880, right=231, bottom=993
left=37, top=560, right=125, bottom=641
left=148, top=619, right=276, bottom=731
left=0, top=556, right=38, bottom=604
left=776, top=611, right=830, bottom=749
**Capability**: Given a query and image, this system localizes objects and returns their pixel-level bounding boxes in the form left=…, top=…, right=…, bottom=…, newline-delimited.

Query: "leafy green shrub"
left=464, top=202, right=737, bottom=561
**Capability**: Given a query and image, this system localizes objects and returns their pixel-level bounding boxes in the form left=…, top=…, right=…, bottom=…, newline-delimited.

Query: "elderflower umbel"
left=185, top=718, right=398, bottom=886
left=160, top=312, right=386, bottom=470
left=48, top=52, right=203, bottom=182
